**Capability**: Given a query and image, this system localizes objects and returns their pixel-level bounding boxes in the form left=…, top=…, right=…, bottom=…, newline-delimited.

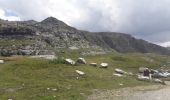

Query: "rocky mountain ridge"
left=0, top=17, right=170, bottom=56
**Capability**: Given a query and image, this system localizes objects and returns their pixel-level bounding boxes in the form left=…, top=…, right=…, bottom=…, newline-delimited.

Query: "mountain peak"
left=41, top=17, right=68, bottom=27
left=43, top=17, right=59, bottom=22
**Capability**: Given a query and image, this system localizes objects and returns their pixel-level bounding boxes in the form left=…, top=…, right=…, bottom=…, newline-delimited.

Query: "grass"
left=0, top=52, right=169, bottom=100
left=0, top=39, right=34, bottom=46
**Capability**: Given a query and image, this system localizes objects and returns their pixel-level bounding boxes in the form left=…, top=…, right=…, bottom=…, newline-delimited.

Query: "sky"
left=0, top=0, right=170, bottom=47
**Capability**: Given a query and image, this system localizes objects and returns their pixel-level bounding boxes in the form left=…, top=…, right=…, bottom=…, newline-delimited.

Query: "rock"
left=0, top=60, right=4, bottom=64
left=0, top=17, right=170, bottom=57
left=75, top=70, right=85, bottom=76
left=100, top=63, right=108, bottom=68
left=113, top=73, right=123, bottom=77
left=137, top=75, right=165, bottom=84
left=127, top=72, right=134, bottom=76
left=64, top=59, right=75, bottom=65
left=53, top=95, right=56, bottom=98
left=152, top=72, right=170, bottom=78
left=139, top=67, right=149, bottom=73
left=47, top=88, right=50, bottom=90
left=115, top=68, right=127, bottom=74
left=8, top=99, right=13, bottom=100
left=150, top=69, right=159, bottom=74
left=137, top=75, right=150, bottom=81
left=30, top=55, right=57, bottom=60
left=90, top=63, right=97, bottom=67
left=153, top=79, right=164, bottom=84
left=20, top=50, right=33, bottom=55
left=52, top=88, right=57, bottom=91
left=80, top=51, right=106, bottom=56
left=76, top=58, right=86, bottom=64
left=69, top=46, right=79, bottom=50
left=119, top=83, right=124, bottom=86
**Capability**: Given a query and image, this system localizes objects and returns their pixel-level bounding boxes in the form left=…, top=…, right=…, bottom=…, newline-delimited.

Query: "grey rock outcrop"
left=0, top=17, right=170, bottom=56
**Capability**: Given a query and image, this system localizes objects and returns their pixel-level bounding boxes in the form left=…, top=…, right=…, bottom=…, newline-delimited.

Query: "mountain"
left=0, top=17, right=170, bottom=56
left=167, top=47, right=170, bottom=50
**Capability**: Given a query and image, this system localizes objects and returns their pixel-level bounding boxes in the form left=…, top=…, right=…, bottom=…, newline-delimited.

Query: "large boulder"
left=0, top=60, right=4, bottom=64
left=64, top=59, right=75, bottom=65
left=100, top=63, right=108, bottom=68
left=76, top=58, right=86, bottom=64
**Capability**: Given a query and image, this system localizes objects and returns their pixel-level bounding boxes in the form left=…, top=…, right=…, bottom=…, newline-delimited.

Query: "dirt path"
left=87, top=82, right=170, bottom=100
left=126, top=86, right=170, bottom=100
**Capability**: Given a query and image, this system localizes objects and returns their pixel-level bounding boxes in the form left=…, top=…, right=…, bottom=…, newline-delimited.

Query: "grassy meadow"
left=0, top=52, right=169, bottom=100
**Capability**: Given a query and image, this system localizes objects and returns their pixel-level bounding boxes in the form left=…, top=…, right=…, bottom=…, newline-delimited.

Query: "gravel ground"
left=127, top=86, right=170, bottom=100
left=87, top=82, right=170, bottom=100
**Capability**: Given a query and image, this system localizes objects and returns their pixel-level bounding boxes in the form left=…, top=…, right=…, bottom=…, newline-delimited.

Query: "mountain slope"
left=0, top=17, right=170, bottom=56
left=82, top=32, right=170, bottom=55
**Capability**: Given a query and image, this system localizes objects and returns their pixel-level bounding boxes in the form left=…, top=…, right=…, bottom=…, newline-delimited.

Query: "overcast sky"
left=0, top=0, right=170, bottom=47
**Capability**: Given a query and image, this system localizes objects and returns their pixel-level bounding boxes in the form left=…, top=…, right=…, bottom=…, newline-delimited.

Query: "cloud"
left=0, top=0, right=170, bottom=44
left=158, top=41, right=170, bottom=47
left=0, top=0, right=81, bottom=24
left=0, top=8, right=20, bottom=21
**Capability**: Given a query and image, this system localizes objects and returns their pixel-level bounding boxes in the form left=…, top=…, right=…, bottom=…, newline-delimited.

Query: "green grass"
left=0, top=53, right=169, bottom=100
left=0, top=39, right=34, bottom=46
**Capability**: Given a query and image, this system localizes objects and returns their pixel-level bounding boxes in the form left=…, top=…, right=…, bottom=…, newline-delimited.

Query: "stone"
left=53, top=96, right=56, bottom=98
left=150, top=69, right=159, bottom=74
left=100, top=63, right=108, bottom=68
left=47, top=88, right=50, bottom=90
left=127, top=72, right=134, bottom=76
left=0, top=60, right=4, bottom=64
left=152, top=72, right=170, bottom=78
left=139, top=67, right=149, bottom=73
left=90, top=63, right=97, bottom=67
left=69, top=46, right=79, bottom=50
left=137, top=75, right=150, bottom=81
left=30, top=55, right=57, bottom=60
left=75, top=70, right=85, bottom=76
left=52, top=88, right=57, bottom=91
left=64, top=59, right=75, bottom=65
left=113, top=73, right=123, bottom=77
left=153, top=79, right=164, bottom=84
left=115, top=68, right=127, bottom=74
left=119, top=83, right=124, bottom=86
left=76, top=58, right=86, bottom=64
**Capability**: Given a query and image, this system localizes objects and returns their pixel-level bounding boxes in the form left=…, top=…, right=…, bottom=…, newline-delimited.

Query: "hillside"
left=0, top=17, right=170, bottom=56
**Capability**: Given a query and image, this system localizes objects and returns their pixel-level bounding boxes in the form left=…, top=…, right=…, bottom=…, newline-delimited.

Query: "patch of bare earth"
left=87, top=82, right=170, bottom=100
